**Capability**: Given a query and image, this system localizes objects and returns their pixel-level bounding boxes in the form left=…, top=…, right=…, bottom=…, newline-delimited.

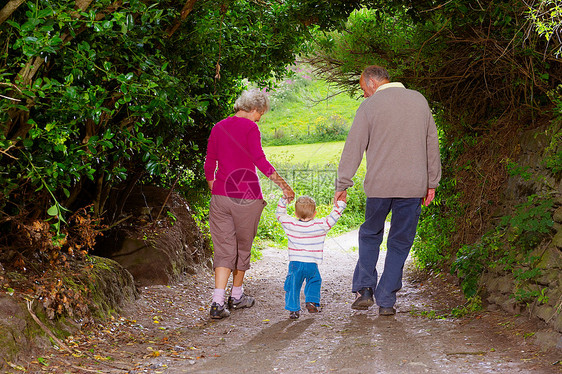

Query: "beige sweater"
left=336, top=83, right=441, bottom=198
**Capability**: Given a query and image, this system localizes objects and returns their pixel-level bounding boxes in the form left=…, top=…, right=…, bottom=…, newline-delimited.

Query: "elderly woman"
left=204, top=88, right=294, bottom=319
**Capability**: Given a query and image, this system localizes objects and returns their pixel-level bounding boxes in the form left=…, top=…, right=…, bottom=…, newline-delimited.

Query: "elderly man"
left=334, top=65, right=441, bottom=315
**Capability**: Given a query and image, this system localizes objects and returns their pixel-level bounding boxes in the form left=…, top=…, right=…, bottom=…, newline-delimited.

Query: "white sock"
left=231, top=286, right=243, bottom=300
left=212, top=288, right=226, bottom=305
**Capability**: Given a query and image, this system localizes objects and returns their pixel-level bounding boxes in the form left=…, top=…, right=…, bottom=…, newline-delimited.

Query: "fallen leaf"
left=6, top=361, right=26, bottom=371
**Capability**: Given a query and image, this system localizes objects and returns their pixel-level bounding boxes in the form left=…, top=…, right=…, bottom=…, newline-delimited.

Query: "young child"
left=276, top=195, right=346, bottom=319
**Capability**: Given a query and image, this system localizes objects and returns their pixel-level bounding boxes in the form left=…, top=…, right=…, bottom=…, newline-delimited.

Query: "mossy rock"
left=0, top=295, right=74, bottom=370
left=0, top=256, right=137, bottom=369
left=82, top=256, right=138, bottom=319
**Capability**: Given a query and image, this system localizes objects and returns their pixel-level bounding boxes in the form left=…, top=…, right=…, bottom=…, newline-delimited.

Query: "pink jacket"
left=204, top=116, right=275, bottom=199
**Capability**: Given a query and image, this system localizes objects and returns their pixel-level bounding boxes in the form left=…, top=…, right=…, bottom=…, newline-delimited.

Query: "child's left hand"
left=334, top=190, right=347, bottom=204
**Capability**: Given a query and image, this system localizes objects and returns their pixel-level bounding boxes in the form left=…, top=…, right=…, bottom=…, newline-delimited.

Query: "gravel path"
left=25, top=230, right=561, bottom=373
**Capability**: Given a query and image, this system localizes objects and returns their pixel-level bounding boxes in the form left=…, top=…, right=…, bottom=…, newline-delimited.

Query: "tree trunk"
left=166, top=0, right=198, bottom=37
left=0, top=0, right=25, bottom=26
left=75, top=0, right=95, bottom=12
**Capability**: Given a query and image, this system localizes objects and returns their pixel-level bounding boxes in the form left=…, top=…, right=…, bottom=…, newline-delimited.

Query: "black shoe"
left=305, top=302, right=321, bottom=313
left=289, top=311, right=300, bottom=319
left=379, top=306, right=396, bottom=316
left=351, top=287, right=374, bottom=310
left=210, top=302, right=230, bottom=319
left=228, top=294, right=255, bottom=310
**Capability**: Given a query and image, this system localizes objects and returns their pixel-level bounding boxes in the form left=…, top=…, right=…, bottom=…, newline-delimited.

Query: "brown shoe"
left=351, top=288, right=374, bottom=310
left=305, top=302, right=321, bottom=313
left=379, top=306, right=396, bottom=316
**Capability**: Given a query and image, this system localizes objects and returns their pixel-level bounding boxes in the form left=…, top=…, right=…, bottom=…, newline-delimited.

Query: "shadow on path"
left=191, top=318, right=315, bottom=373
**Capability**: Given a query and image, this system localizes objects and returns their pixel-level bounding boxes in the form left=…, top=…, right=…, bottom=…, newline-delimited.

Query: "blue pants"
left=352, top=198, right=422, bottom=308
left=284, top=261, right=321, bottom=312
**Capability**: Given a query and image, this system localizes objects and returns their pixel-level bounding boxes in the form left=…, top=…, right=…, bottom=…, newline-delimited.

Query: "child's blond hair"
left=295, top=196, right=316, bottom=220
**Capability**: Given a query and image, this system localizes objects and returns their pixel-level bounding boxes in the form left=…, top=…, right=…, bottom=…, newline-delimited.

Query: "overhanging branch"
left=0, top=0, right=25, bottom=26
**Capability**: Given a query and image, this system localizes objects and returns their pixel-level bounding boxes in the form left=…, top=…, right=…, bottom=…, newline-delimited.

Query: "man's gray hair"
left=233, top=89, right=270, bottom=114
left=362, top=65, right=390, bottom=82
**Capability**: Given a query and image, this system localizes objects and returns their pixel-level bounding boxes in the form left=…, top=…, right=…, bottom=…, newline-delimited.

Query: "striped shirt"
left=275, top=198, right=346, bottom=264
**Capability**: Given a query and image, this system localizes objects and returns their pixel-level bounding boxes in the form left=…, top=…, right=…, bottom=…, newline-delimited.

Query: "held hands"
left=269, top=171, right=294, bottom=203
left=283, top=186, right=295, bottom=203
left=334, top=190, right=347, bottom=205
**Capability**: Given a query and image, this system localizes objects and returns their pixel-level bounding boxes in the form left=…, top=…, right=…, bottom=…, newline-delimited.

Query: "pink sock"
left=212, top=288, right=226, bottom=305
left=231, top=286, right=243, bottom=300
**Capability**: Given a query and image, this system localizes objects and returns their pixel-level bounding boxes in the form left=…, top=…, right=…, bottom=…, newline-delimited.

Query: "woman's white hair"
left=233, top=89, right=270, bottom=114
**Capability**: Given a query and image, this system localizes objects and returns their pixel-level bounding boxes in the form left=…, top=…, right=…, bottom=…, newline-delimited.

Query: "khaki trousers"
left=209, top=195, right=266, bottom=270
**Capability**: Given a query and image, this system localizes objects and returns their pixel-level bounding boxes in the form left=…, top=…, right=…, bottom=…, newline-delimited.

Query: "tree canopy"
left=306, top=0, right=561, bottom=127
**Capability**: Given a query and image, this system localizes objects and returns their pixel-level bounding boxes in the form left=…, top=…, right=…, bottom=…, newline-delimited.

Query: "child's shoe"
left=305, top=302, right=321, bottom=313
left=289, top=310, right=300, bottom=319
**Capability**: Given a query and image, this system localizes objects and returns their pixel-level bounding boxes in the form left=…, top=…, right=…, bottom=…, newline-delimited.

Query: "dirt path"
left=24, top=230, right=561, bottom=373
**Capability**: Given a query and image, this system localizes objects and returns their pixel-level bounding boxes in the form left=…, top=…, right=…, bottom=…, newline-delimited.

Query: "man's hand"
left=207, top=180, right=214, bottom=190
left=423, top=188, right=435, bottom=206
left=334, top=190, right=347, bottom=205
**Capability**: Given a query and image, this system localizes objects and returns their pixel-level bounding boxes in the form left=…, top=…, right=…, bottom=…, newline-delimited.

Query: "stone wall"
left=480, top=125, right=562, bottom=336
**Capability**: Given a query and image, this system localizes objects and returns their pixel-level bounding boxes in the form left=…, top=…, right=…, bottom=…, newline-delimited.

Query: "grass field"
left=258, top=66, right=361, bottom=145
left=264, top=141, right=346, bottom=166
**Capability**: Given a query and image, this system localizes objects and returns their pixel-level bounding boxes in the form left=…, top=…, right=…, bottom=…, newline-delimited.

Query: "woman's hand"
left=269, top=171, right=294, bottom=202
left=283, top=186, right=295, bottom=203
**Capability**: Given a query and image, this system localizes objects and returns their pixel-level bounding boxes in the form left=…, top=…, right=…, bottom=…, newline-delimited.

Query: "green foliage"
left=413, top=176, right=460, bottom=269
left=450, top=296, right=483, bottom=318
left=452, top=193, right=554, bottom=298
left=0, top=0, right=368, bottom=251
left=500, top=194, right=554, bottom=243
left=309, top=7, right=416, bottom=84
left=410, top=296, right=482, bottom=319
left=452, top=228, right=505, bottom=297
left=307, top=1, right=557, bottom=128
left=526, top=0, right=562, bottom=56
